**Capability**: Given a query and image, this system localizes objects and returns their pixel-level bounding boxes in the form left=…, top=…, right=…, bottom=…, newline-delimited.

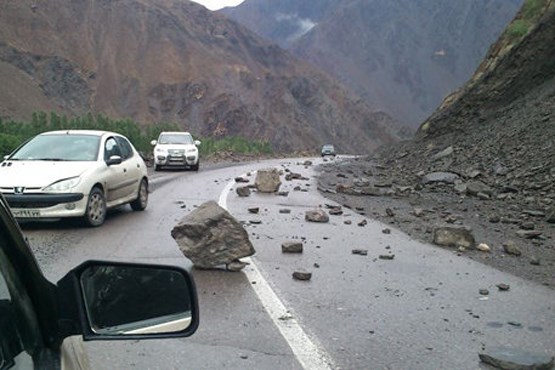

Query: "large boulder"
left=171, top=201, right=255, bottom=269
left=255, top=168, right=281, bottom=193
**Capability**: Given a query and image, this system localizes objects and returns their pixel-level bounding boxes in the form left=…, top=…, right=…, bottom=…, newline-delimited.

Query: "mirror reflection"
left=80, top=265, right=192, bottom=335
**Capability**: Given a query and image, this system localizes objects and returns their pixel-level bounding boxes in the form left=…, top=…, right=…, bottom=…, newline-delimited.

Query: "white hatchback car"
left=151, top=131, right=201, bottom=171
left=0, top=130, right=149, bottom=227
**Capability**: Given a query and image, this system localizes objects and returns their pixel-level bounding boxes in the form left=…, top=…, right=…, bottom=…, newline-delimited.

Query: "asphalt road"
left=21, top=158, right=555, bottom=370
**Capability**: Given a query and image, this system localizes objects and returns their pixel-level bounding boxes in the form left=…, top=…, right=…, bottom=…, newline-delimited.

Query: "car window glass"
left=114, top=137, right=133, bottom=160
left=10, top=134, right=100, bottom=162
left=104, top=138, right=121, bottom=161
left=158, top=134, right=193, bottom=145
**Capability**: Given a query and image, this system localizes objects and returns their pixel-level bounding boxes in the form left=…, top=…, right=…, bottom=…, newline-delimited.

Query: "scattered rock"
left=477, top=243, right=491, bottom=252
left=479, top=289, right=489, bottom=295
left=227, top=260, right=249, bottom=272
left=379, top=254, right=395, bottom=260
left=431, top=146, right=454, bottom=161
left=386, top=208, right=395, bottom=217
left=433, top=227, right=476, bottom=248
left=496, top=283, right=510, bottom=291
left=171, top=201, right=255, bottom=269
left=516, top=230, right=542, bottom=239
left=236, top=186, right=251, bottom=197
left=305, top=209, right=330, bottom=223
left=421, top=172, right=459, bottom=185
left=344, top=220, right=352, bottom=225
left=282, top=241, right=303, bottom=253
left=466, top=181, right=493, bottom=197
left=382, top=228, right=391, bottom=234
left=352, top=249, right=368, bottom=256
left=292, top=271, right=312, bottom=281
left=358, top=219, right=368, bottom=227
left=546, top=210, right=555, bottom=224
left=530, top=257, right=541, bottom=266
left=279, top=208, right=291, bottom=214
left=520, top=221, right=535, bottom=230
left=329, top=207, right=343, bottom=216
left=479, top=346, right=554, bottom=370
left=503, top=241, right=522, bottom=256
left=255, top=168, right=282, bottom=193
left=248, top=207, right=260, bottom=214
left=235, top=177, right=250, bottom=183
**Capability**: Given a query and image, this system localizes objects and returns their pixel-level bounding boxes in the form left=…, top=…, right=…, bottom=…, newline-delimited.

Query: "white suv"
left=151, top=131, right=201, bottom=171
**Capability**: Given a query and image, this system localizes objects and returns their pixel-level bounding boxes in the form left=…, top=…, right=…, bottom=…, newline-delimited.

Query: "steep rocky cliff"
left=224, top=0, right=522, bottom=128
left=0, top=0, right=399, bottom=152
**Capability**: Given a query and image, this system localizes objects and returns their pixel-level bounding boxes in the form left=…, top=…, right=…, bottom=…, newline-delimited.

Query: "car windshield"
left=10, top=134, right=100, bottom=161
left=158, top=134, right=193, bottom=145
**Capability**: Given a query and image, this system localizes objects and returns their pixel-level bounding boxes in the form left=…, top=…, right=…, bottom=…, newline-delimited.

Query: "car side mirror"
left=194, top=140, right=201, bottom=146
left=106, top=155, right=122, bottom=166
left=56, top=260, right=199, bottom=341
left=150, top=140, right=157, bottom=146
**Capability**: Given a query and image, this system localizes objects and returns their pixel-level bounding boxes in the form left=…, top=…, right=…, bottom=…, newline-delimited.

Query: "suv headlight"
left=186, top=148, right=198, bottom=154
left=155, top=147, right=167, bottom=154
left=43, top=177, right=81, bottom=192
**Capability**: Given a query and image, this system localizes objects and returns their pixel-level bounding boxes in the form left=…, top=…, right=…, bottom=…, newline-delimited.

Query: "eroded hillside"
left=0, top=0, right=400, bottom=153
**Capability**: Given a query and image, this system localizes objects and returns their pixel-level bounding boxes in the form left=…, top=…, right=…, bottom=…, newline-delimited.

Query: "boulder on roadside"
left=255, top=168, right=281, bottom=193
left=171, top=201, right=255, bottom=269
left=433, top=226, right=476, bottom=248
left=282, top=241, right=303, bottom=253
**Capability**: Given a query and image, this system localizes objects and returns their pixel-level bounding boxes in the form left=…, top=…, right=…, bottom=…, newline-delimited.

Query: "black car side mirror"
left=56, top=260, right=199, bottom=341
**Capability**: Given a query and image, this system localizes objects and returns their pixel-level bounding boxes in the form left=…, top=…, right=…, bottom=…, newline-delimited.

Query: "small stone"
left=379, top=254, right=395, bottom=260
left=489, top=215, right=501, bottom=223
left=530, top=257, right=541, bottom=266
left=240, top=354, right=249, bottom=360
left=235, top=177, right=250, bottom=183
left=386, top=208, right=395, bottom=217
left=479, top=289, right=489, bottom=295
left=503, top=241, right=522, bottom=256
left=236, top=186, right=251, bottom=197
left=282, top=241, right=303, bottom=254
left=516, top=230, right=542, bottom=239
left=313, top=263, right=320, bottom=268
left=546, top=210, right=555, bottom=224
left=477, top=243, right=491, bottom=252
left=496, top=283, right=510, bottom=291
left=344, top=220, right=352, bottom=225
left=226, top=260, right=249, bottom=272
left=249, top=220, right=262, bottom=224
left=292, top=271, right=312, bottom=281
left=382, top=228, right=391, bottom=234
left=305, top=209, right=329, bottom=223
left=358, top=219, right=368, bottom=227
left=352, top=249, right=368, bottom=256
left=329, top=207, right=343, bottom=216
left=248, top=207, right=260, bottom=214
left=279, top=209, right=291, bottom=214
left=479, top=347, right=554, bottom=370
left=520, top=221, right=535, bottom=230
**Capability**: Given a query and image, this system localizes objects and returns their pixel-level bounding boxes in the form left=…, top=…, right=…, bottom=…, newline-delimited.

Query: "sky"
left=190, top=0, right=245, bottom=11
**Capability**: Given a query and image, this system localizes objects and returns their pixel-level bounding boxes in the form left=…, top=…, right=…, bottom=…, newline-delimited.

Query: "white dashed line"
left=219, top=173, right=334, bottom=370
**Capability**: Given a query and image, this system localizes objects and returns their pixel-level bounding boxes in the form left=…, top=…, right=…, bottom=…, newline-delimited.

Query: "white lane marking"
left=219, top=174, right=334, bottom=370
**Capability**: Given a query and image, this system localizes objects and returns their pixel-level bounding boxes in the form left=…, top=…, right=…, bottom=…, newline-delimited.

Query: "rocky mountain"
left=0, top=0, right=400, bottom=153
left=317, top=1, right=555, bottom=287
left=223, top=0, right=523, bottom=127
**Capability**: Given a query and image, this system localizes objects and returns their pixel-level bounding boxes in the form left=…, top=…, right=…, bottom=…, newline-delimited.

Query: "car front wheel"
left=84, top=187, right=106, bottom=227
left=130, top=179, right=148, bottom=211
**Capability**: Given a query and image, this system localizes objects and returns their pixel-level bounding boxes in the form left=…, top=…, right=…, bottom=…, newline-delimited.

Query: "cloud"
left=275, top=13, right=317, bottom=43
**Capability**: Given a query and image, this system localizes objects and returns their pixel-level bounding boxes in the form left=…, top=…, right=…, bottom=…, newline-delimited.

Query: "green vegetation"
left=0, top=112, right=273, bottom=157
left=507, top=0, right=549, bottom=40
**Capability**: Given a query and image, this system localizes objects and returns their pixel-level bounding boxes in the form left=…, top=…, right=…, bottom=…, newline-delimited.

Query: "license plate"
left=12, top=209, right=41, bottom=218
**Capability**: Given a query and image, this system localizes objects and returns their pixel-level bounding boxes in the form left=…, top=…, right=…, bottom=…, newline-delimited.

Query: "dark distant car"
left=321, top=144, right=336, bottom=157
left=0, top=192, right=198, bottom=369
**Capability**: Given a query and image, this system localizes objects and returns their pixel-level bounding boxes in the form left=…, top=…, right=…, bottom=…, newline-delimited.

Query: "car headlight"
left=155, top=147, right=167, bottom=154
left=43, top=177, right=81, bottom=192
left=186, top=148, right=198, bottom=154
